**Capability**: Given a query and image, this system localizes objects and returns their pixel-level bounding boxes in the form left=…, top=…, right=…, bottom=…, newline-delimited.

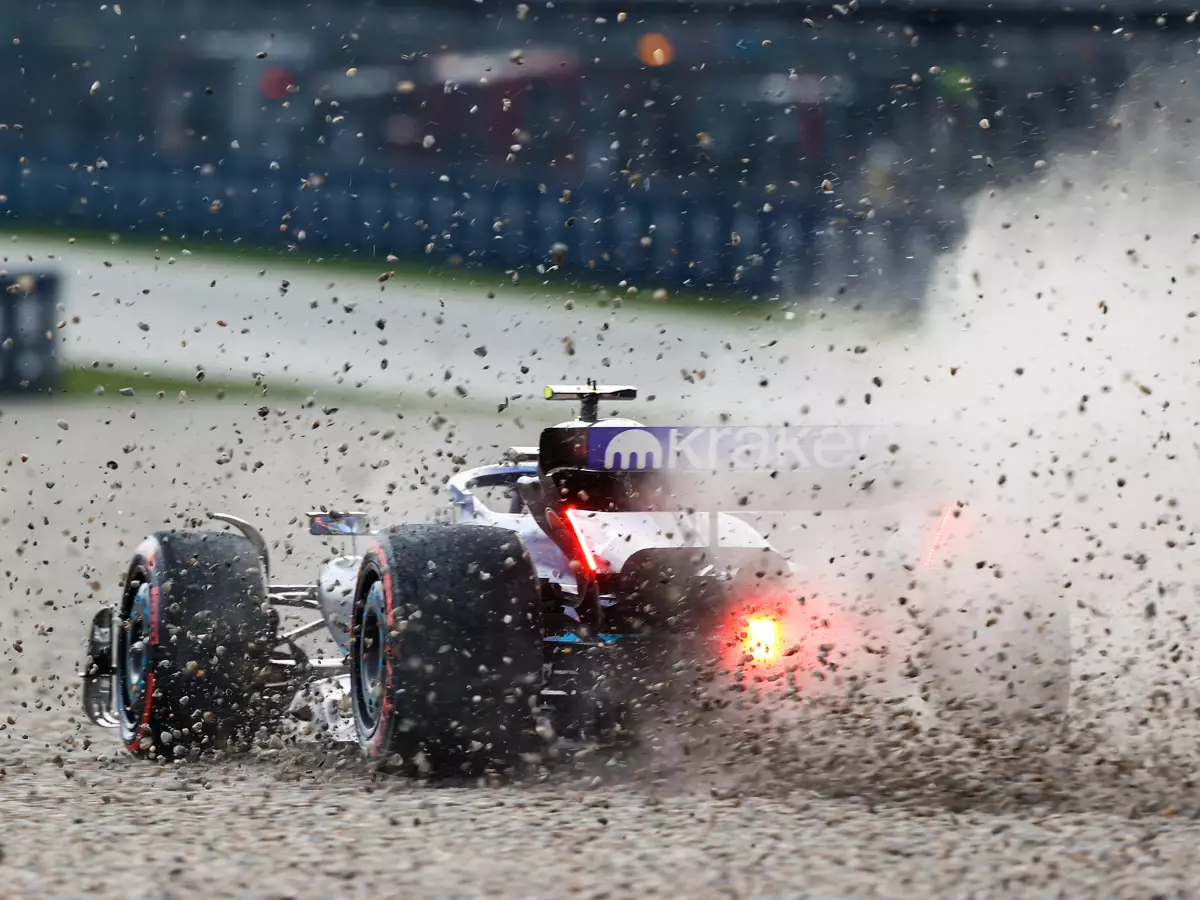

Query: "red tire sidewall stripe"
left=369, top=540, right=395, bottom=756
left=126, top=538, right=161, bottom=753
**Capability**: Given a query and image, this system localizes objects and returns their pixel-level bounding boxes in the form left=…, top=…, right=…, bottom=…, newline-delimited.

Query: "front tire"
left=350, top=524, right=544, bottom=776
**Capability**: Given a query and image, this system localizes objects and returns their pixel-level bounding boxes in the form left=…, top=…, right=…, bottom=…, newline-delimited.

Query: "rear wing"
left=543, top=383, right=636, bottom=423
left=543, top=384, right=637, bottom=402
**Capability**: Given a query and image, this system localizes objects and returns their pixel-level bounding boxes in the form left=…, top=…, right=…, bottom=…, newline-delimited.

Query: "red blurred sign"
left=260, top=66, right=295, bottom=100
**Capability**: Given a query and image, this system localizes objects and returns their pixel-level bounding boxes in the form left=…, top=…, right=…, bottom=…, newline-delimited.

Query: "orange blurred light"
left=637, top=33, right=675, bottom=67
left=745, top=617, right=778, bottom=661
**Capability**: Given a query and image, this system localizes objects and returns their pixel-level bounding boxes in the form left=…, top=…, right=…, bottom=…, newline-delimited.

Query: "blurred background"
left=0, top=0, right=1174, bottom=315
left=3, top=0, right=1199, bottom=766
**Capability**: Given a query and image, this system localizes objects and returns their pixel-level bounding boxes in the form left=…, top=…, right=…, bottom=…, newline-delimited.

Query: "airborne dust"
left=655, top=66, right=1200, bottom=816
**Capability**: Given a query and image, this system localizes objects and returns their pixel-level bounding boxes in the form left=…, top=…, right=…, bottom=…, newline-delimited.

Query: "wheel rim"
left=355, top=579, right=388, bottom=735
left=119, top=580, right=152, bottom=728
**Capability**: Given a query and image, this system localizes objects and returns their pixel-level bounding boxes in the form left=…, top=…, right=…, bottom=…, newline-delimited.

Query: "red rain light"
left=745, top=616, right=779, bottom=661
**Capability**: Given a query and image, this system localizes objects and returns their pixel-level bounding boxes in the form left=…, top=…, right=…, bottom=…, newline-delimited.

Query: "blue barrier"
left=0, top=154, right=957, bottom=301
left=0, top=271, right=60, bottom=394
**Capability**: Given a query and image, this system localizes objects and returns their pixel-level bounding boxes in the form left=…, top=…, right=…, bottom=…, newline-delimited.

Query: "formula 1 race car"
left=80, top=383, right=821, bottom=773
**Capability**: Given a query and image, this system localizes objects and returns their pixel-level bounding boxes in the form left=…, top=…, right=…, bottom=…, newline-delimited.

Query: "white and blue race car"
left=80, top=384, right=842, bottom=774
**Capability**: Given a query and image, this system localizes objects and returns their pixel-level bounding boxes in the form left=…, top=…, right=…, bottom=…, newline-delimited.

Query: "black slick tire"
left=116, top=531, right=276, bottom=759
left=350, top=524, right=544, bottom=776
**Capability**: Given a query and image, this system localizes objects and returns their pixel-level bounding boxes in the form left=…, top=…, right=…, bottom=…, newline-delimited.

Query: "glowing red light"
left=562, top=507, right=600, bottom=573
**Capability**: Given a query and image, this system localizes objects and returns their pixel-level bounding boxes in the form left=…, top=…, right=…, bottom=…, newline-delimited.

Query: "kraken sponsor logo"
left=591, top=425, right=897, bottom=472
left=603, top=429, right=663, bottom=470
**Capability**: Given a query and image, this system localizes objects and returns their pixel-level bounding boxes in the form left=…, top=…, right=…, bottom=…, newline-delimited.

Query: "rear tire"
left=116, top=531, right=276, bottom=759
left=350, top=524, right=544, bottom=776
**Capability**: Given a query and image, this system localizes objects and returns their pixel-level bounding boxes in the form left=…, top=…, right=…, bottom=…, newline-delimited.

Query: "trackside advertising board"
left=0, top=271, right=60, bottom=394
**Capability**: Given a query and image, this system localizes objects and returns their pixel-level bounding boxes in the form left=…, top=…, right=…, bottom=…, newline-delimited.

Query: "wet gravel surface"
left=2, top=402, right=1200, bottom=900
left=2, top=746, right=1198, bottom=900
